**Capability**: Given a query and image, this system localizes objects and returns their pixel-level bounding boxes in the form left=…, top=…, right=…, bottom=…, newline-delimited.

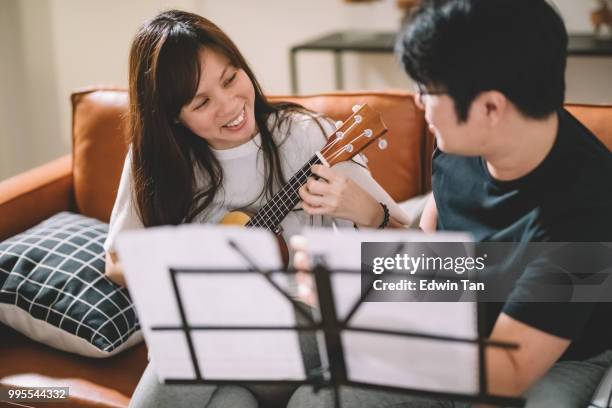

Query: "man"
left=295, top=0, right=612, bottom=406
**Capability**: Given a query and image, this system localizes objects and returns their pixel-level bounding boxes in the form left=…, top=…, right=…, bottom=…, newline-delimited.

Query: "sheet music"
left=178, top=273, right=296, bottom=327
left=116, top=225, right=305, bottom=381
left=192, top=330, right=305, bottom=380
left=117, top=225, right=482, bottom=394
left=342, top=332, right=479, bottom=394
left=302, top=228, right=480, bottom=395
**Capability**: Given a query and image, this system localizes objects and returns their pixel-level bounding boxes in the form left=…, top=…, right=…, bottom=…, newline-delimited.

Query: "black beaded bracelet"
left=378, top=202, right=390, bottom=229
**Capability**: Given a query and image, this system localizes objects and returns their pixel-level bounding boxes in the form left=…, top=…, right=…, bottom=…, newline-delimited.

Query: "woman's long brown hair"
left=128, top=10, right=327, bottom=226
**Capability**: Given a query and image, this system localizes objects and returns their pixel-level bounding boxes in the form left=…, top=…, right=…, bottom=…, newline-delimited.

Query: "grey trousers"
left=129, top=302, right=320, bottom=408
left=287, top=350, right=612, bottom=408
left=129, top=362, right=259, bottom=408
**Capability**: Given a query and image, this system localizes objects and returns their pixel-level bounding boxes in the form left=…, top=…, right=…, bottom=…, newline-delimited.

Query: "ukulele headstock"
left=320, top=104, right=388, bottom=166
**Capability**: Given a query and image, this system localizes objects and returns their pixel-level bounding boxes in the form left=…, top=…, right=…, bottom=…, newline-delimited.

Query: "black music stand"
left=150, top=240, right=524, bottom=408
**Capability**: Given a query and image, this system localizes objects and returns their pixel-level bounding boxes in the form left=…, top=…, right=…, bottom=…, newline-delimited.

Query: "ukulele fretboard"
left=246, top=154, right=322, bottom=232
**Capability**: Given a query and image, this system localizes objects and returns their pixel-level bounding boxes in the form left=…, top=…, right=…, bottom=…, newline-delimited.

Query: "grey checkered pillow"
left=0, top=212, right=142, bottom=357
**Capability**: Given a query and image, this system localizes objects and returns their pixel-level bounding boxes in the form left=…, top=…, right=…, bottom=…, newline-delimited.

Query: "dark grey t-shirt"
left=432, top=108, right=612, bottom=360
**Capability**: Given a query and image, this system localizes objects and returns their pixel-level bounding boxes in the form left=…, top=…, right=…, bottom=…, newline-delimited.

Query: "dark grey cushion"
left=0, top=212, right=141, bottom=356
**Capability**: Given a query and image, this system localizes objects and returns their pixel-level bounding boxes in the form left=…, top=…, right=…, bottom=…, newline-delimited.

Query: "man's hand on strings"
left=290, top=235, right=317, bottom=307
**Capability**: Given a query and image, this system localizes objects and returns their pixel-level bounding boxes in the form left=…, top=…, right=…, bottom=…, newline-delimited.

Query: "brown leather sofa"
left=1, top=87, right=611, bottom=408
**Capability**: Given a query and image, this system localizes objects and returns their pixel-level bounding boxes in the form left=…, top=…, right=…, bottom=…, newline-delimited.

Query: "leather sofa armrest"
left=0, top=155, right=75, bottom=241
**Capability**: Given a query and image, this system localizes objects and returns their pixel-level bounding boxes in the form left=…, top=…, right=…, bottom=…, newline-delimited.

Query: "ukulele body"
left=219, top=210, right=290, bottom=266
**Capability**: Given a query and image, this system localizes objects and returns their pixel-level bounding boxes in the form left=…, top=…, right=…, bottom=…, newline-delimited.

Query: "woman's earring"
left=174, top=118, right=180, bottom=125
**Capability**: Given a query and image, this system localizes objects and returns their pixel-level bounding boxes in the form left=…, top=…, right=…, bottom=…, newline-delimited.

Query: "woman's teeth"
left=224, top=108, right=245, bottom=128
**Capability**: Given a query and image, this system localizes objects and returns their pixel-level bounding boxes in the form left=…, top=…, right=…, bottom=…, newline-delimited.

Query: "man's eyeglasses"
left=414, top=84, right=447, bottom=107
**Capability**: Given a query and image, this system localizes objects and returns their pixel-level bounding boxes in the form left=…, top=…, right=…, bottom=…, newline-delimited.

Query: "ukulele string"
left=324, top=130, right=370, bottom=164
left=257, top=129, right=370, bottom=227
left=319, top=117, right=360, bottom=156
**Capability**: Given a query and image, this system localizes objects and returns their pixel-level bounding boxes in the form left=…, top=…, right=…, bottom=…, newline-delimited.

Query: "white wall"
left=554, top=0, right=595, bottom=33
left=0, top=0, right=25, bottom=178
left=554, top=0, right=612, bottom=104
left=202, top=0, right=413, bottom=95
left=0, top=0, right=200, bottom=180
left=0, top=0, right=58, bottom=178
left=205, top=0, right=612, bottom=102
left=48, top=0, right=201, bottom=149
left=0, top=0, right=610, bottom=180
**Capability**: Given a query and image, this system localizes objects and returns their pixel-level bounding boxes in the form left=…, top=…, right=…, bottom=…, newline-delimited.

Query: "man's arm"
left=486, top=313, right=570, bottom=396
left=419, top=192, right=438, bottom=232
left=417, top=192, right=568, bottom=395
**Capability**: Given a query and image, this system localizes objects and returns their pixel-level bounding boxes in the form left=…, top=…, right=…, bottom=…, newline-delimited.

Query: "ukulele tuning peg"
left=378, top=138, right=388, bottom=150
left=354, top=115, right=362, bottom=124
left=335, top=121, right=343, bottom=129
left=364, top=129, right=373, bottom=138
left=345, top=144, right=354, bottom=153
left=336, top=131, right=344, bottom=139
left=352, top=104, right=362, bottom=113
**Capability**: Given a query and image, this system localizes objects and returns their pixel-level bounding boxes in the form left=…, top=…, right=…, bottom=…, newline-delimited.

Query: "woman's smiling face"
left=179, top=47, right=257, bottom=150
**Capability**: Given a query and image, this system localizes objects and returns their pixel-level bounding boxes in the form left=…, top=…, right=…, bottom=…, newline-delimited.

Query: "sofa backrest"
left=71, top=88, right=612, bottom=223
left=72, top=89, right=130, bottom=222
left=566, top=104, right=612, bottom=151
left=71, top=88, right=430, bottom=222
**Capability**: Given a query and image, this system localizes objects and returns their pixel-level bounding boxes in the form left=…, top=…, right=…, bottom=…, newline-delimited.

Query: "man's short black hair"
left=396, top=0, right=568, bottom=122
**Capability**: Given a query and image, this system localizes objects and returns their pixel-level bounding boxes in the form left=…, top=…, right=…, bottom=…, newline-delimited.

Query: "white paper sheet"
left=115, top=225, right=304, bottom=381
left=192, top=330, right=305, bottom=380
left=342, top=332, right=479, bottom=394
left=117, top=225, right=481, bottom=394
left=178, top=273, right=296, bottom=326
left=302, top=228, right=480, bottom=394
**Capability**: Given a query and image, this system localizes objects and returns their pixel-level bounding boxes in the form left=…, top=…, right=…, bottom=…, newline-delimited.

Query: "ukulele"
left=219, top=104, right=389, bottom=263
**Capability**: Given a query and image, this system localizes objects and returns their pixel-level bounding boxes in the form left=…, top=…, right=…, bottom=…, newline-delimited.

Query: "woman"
left=104, top=9, right=409, bottom=407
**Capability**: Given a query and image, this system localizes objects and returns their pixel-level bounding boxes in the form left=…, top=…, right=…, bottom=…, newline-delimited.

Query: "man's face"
left=415, top=86, right=491, bottom=156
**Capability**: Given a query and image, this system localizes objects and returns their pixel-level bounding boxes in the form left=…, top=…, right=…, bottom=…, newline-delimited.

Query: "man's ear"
left=479, top=91, right=507, bottom=126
